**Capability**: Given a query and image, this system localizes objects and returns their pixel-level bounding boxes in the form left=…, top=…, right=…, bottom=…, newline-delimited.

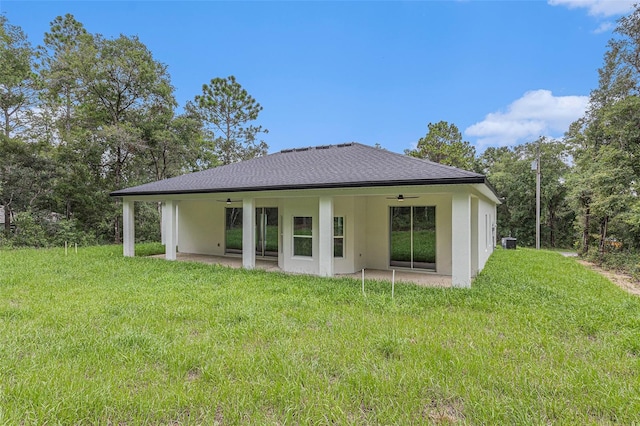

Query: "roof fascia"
left=110, top=177, right=487, bottom=198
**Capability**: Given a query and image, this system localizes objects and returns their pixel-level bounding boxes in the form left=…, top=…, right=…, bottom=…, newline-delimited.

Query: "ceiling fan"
left=216, top=198, right=242, bottom=205
left=386, top=194, right=419, bottom=202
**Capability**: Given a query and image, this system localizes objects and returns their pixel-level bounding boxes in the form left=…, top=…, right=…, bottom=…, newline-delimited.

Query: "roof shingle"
left=110, top=142, right=487, bottom=196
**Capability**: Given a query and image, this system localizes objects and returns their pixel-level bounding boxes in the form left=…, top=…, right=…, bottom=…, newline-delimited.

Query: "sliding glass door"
left=225, top=207, right=243, bottom=254
left=256, top=207, right=278, bottom=258
left=225, top=207, right=278, bottom=257
left=390, top=206, right=436, bottom=270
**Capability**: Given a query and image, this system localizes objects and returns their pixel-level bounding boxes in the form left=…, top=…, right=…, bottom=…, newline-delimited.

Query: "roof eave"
left=110, top=177, right=487, bottom=198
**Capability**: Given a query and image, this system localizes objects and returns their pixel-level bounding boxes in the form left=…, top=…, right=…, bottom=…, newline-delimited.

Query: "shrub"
left=46, top=217, right=98, bottom=247
left=6, top=210, right=99, bottom=248
left=585, top=249, right=640, bottom=281
left=12, top=211, right=47, bottom=247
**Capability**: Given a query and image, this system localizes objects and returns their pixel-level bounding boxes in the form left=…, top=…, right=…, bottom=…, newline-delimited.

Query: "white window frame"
left=485, top=214, right=489, bottom=250
left=334, top=216, right=345, bottom=258
left=292, top=216, right=313, bottom=258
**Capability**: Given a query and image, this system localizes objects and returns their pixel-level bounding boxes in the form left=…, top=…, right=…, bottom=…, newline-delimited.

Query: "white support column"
left=123, top=199, right=135, bottom=257
left=165, top=200, right=177, bottom=261
left=452, top=193, right=472, bottom=288
left=318, top=196, right=334, bottom=277
left=242, top=198, right=256, bottom=269
left=160, top=202, right=167, bottom=245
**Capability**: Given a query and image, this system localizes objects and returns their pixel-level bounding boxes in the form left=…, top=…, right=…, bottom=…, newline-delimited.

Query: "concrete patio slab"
left=150, top=253, right=452, bottom=288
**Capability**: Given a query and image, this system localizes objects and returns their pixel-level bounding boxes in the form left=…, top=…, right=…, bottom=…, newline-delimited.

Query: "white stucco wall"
left=471, top=197, right=479, bottom=276
left=177, top=200, right=224, bottom=255
left=476, top=196, right=497, bottom=273
left=437, top=199, right=453, bottom=275
left=353, top=196, right=367, bottom=272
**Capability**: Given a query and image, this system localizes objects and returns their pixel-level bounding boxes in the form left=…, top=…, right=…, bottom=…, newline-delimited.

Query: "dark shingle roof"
left=111, top=142, right=488, bottom=197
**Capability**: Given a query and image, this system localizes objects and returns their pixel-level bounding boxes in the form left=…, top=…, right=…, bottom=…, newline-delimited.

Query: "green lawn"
left=225, top=225, right=278, bottom=253
left=390, top=230, right=436, bottom=263
left=1, top=246, right=639, bottom=424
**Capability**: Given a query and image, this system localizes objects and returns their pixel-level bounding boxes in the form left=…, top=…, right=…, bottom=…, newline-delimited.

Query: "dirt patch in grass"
left=577, top=259, right=640, bottom=296
left=423, top=396, right=465, bottom=424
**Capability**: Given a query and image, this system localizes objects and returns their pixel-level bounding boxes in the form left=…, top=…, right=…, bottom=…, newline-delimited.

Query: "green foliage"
left=12, top=210, right=47, bottom=247
left=405, top=121, right=477, bottom=171
left=0, top=13, right=255, bottom=246
left=479, top=138, right=574, bottom=248
left=133, top=202, right=161, bottom=243
left=0, top=136, right=56, bottom=235
left=565, top=6, right=640, bottom=254
left=194, top=75, right=268, bottom=165
left=46, top=216, right=98, bottom=247
left=0, top=14, right=35, bottom=138
left=0, top=247, right=639, bottom=423
left=4, top=209, right=98, bottom=248
left=584, top=249, right=640, bottom=281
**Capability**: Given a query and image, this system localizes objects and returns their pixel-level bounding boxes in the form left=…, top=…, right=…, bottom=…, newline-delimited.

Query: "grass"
left=1, top=246, right=639, bottom=424
left=391, top=230, right=436, bottom=263
left=225, top=225, right=279, bottom=253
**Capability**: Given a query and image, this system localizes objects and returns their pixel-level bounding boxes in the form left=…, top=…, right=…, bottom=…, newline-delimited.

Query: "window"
left=225, top=207, right=243, bottom=254
left=485, top=214, right=489, bottom=250
left=293, top=216, right=312, bottom=257
left=334, top=217, right=344, bottom=258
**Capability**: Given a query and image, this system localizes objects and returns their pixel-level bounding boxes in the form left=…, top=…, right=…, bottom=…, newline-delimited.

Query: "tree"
left=0, top=16, right=42, bottom=231
left=0, top=135, right=55, bottom=234
left=0, top=14, right=245, bottom=246
left=139, top=106, right=206, bottom=182
left=194, top=75, right=268, bottom=165
left=72, top=33, right=176, bottom=242
left=405, top=121, right=477, bottom=171
left=36, top=13, right=89, bottom=144
left=0, top=15, right=35, bottom=139
left=565, top=5, right=640, bottom=253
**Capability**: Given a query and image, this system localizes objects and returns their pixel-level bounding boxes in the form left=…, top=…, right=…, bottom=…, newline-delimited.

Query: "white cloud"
left=548, top=0, right=634, bottom=17
left=593, top=21, right=615, bottom=33
left=465, top=90, right=589, bottom=147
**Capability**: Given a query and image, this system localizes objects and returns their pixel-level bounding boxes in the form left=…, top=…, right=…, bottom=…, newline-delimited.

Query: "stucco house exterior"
left=110, top=143, right=500, bottom=287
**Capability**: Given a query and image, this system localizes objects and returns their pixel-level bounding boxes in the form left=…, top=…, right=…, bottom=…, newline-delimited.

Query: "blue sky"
left=0, top=0, right=635, bottom=154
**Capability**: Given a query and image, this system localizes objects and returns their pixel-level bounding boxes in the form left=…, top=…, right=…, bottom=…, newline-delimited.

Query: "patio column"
left=242, top=198, right=256, bottom=269
left=123, top=199, right=135, bottom=257
left=318, top=196, right=334, bottom=277
left=164, top=200, right=177, bottom=261
left=452, top=193, right=472, bottom=288
left=160, top=202, right=167, bottom=245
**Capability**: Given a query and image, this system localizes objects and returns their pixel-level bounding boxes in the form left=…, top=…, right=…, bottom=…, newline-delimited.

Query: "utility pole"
left=531, top=139, right=541, bottom=250
left=536, top=150, right=541, bottom=250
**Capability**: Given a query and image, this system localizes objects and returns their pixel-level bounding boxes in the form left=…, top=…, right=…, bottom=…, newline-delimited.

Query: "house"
left=0, top=205, right=14, bottom=231
left=110, top=143, right=500, bottom=287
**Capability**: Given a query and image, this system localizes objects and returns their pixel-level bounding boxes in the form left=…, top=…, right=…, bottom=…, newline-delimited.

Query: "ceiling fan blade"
left=386, top=194, right=419, bottom=200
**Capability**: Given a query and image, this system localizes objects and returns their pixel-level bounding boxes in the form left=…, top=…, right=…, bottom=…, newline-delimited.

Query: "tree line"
left=2, top=9, right=640, bottom=257
left=1, top=14, right=267, bottom=246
